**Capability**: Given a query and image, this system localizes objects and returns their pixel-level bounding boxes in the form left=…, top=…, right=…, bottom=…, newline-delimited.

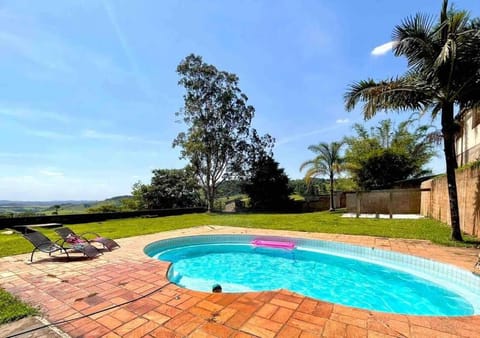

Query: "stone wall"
left=421, top=167, right=480, bottom=237
left=346, top=189, right=421, bottom=214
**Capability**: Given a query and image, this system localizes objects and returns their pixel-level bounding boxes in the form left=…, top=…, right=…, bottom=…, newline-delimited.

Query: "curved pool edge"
left=144, top=233, right=480, bottom=316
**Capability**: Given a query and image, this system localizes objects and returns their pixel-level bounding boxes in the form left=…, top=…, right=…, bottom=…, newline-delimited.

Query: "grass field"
left=1, top=211, right=479, bottom=258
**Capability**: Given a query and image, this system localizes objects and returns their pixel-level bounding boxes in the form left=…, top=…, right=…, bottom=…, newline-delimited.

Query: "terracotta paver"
left=1, top=225, right=480, bottom=337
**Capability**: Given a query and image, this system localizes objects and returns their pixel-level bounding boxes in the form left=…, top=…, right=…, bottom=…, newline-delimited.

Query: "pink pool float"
left=251, top=239, right=295, bottom=250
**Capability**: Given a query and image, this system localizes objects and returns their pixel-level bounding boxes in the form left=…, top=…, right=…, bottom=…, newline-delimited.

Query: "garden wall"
left=0, top=207, right=206, bottom=230
left=346, top=189, right=421, bottom=215
left=420, top=167, right=480, bottom=237
left=301, top=192, right=346, bottom=212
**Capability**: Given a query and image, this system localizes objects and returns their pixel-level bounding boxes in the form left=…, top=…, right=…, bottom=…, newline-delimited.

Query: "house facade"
left=455, top=108, right=480, bottom=166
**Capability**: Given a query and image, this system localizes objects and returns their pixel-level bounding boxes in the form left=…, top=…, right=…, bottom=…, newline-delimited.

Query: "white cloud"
left=336, top=118, right=350, bottom=124
left=101, top=0, right=154, bottom=100
left=81, top=129, right=167, bottom=145
left=82, top=129, right=131, bottom=141
left=277, top=125, right=342, bottom=146
left=0, top=14, right=133, bottom=84
left=0, top=31, right=75, bottom=73
left=27, top=129, right=73, bottom=140
left=371, top=41, right=397, bottom=56
left=39, top=169, right=64, bottom=177
left=0, top=152, right=43, bottom=159
left=0, top=106, right=71, bottom=123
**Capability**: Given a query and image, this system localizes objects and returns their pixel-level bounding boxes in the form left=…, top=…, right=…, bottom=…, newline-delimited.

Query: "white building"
left=455, top=108, right=480, bottom=166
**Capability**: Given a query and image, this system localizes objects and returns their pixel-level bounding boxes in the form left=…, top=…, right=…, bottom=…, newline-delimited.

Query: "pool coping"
left=2, top=225, right=480, bottom=337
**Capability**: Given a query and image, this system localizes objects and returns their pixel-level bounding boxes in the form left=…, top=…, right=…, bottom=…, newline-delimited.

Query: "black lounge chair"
left=23, top=231, right=70, bottom=262
left=23, top=230, right=100, bottom=262
left=55, top=227, right=120, bottom=251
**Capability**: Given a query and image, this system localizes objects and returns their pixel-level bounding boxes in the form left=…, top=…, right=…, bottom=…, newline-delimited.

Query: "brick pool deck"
left=2, top=226, right=480, bottom=337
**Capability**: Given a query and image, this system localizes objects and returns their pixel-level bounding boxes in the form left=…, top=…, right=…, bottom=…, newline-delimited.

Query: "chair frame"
left=22, top=231, right=70, bottom=262
left=55, top=227, right=119, bottom=251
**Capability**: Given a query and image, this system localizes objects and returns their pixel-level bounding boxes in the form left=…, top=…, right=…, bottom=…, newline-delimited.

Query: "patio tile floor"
left=1, top=225, right=480, bottom=337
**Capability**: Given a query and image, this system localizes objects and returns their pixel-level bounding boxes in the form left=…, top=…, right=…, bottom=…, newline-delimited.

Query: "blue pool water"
left=145, top=235, right=480, bottom=316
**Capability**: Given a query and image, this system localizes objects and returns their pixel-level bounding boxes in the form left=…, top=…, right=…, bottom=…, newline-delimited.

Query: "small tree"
left=300, top=142, right=344, bottom=211
left=52, top=205, right=61, bottom=215
left=355, top=150, right=416, bottom=189
left=344, top=119, right=435, bottom=189
left=242, top=156, right=293, bottom=211
left=174, top=54, right=274, bottom=211
left=134, top=168, right=201, bottom=209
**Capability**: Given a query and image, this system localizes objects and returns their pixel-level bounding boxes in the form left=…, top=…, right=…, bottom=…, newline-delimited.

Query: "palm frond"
left=344, top=77, right=433, bottom=119
left=393, top=13, right=438, bottom=70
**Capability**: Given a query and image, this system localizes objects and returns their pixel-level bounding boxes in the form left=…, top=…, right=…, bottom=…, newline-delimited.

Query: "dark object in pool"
left=212, top=284, right=222, bottom=293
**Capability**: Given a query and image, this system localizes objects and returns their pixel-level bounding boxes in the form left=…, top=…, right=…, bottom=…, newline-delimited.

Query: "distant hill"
left=0, top=196, right=132, bottom=215
left=0, top=200, right=96, bottom=207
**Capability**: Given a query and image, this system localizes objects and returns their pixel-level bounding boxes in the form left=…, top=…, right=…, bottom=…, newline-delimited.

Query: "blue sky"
left=1, top=0, right=479, bottom=201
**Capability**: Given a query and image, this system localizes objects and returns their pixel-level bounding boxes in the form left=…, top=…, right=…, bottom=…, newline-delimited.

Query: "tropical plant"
left=344, top=119, right=436, bottom=189
left=173, top=54, right=274, bottom=211
left=300, top=141, right=344, bottom=211
left=344, top=0, right=480, bottom=241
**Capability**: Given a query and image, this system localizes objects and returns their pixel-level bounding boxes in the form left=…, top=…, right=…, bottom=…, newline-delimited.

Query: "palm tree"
left=300, top=141, right=344, bottom=211
left=344, top=0, right=480, bottom=241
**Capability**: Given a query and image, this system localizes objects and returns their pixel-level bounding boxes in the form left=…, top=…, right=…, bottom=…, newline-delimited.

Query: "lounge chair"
left=55, top=227, right=120, bottom=251
left=23, top=230, right=100, bottom=262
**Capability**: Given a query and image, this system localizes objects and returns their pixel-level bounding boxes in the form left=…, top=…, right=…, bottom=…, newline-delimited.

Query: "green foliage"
left=290, top=194, right=305, bottom=201
left=289, top=178, right=328, bottom=197
left=458, top=159, right=480, bottom=171
left=242, top=156, right=293, bottom=210
left=51, top=205, right=61, bottom=215
left=173, top=54, right=274, bottom=211
left=334, top=177, right=357, bottom=191
left=0, top=288, right=38, bottom=324
left=356, top=150, right=417, bottom=189
left=119, top=197, right=138, bottom=211
left=87, top=204, right=120, bottom=213
left=216, top=180, right=243, bottom=198
left=132, top=168, right=201, bottom=210
left=344, top=119, right=436, bottom=190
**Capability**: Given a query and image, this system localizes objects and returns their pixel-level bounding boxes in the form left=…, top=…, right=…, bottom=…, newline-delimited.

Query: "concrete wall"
left=346, top=189, right=421, bottom=214
left=302, top=193, right=345, bottom=212
left=421, top=167, right=480, bottom=237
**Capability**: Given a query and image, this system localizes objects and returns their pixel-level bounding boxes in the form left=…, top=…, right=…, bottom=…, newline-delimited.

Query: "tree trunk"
left=442, top=103, right=463, bottom=241
left=329, top=173, right=335, bottom=211
left=208, top=185, right=215, bottom=213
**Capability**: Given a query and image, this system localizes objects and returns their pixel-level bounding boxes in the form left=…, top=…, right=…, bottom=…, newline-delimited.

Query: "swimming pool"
left=144, top=234, right=480, bottom=316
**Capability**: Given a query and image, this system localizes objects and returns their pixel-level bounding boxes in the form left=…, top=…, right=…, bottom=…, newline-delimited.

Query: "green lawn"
left=1, top=211, right=478, bottom=258
left=0, top=288, right=38, bottom=324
